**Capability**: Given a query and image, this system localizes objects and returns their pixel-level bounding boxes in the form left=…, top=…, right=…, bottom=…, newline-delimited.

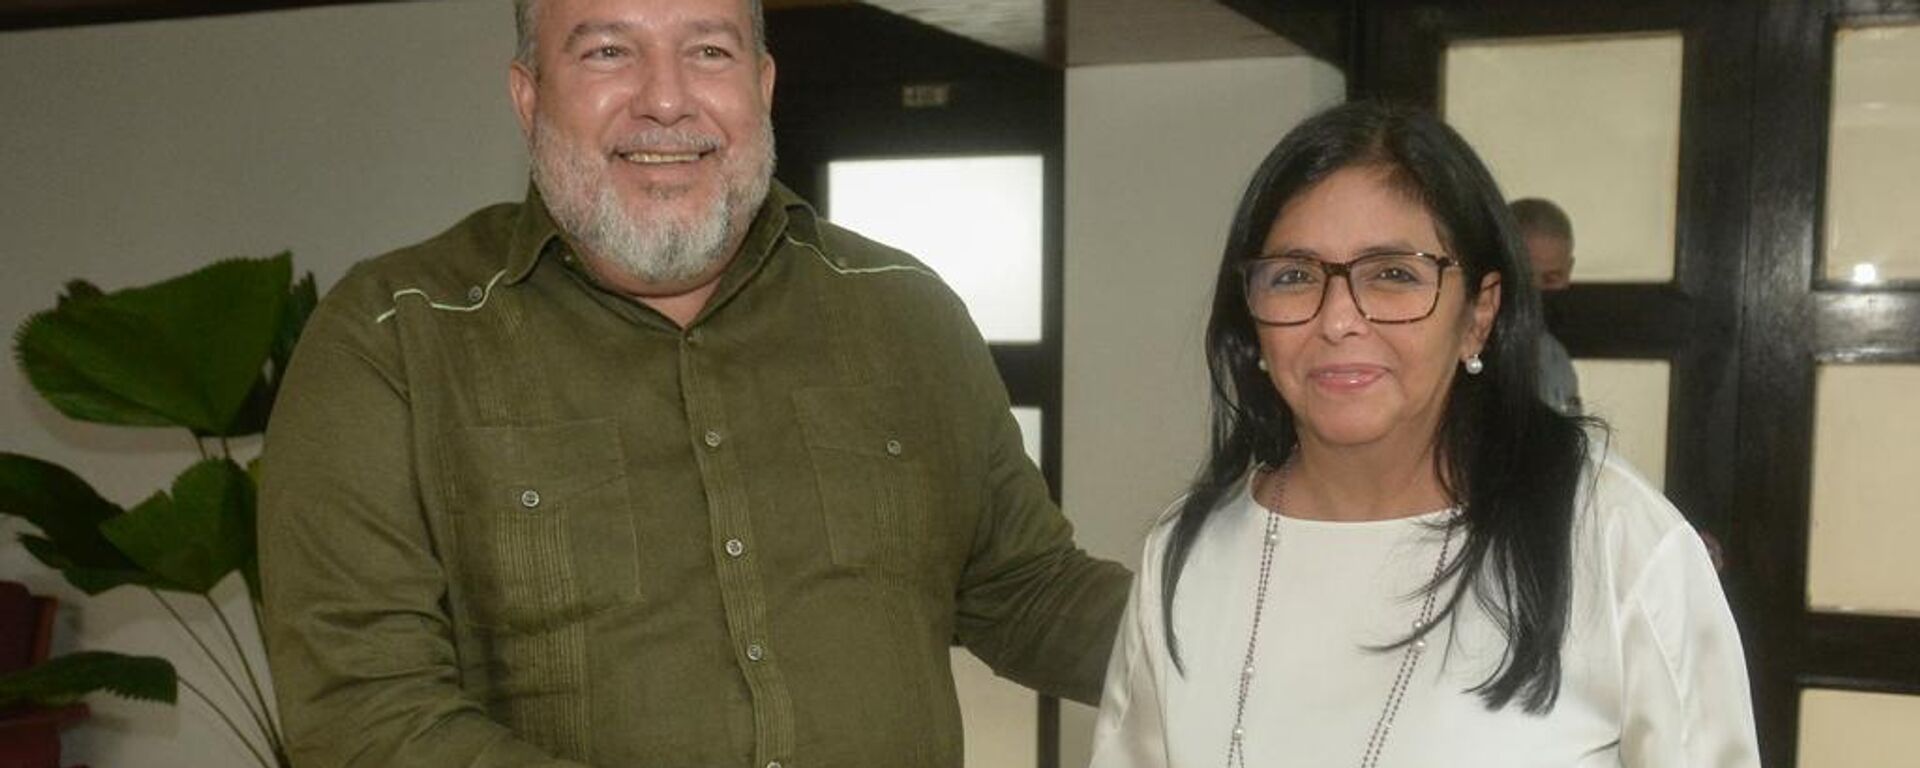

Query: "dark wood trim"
left=1802, top=613, right=1920, bottom=695
left=0, top=0, right=397, bottom=31
left=1833, top=0, right=1920, bottom=24
left=1218, top=0, right=1356, bottom=72
left=1547, top=286, right=1697, bottom=356
left=1735, top=1, right=1829, bottom=763
left=1813, top=293, right=1920, bottom=361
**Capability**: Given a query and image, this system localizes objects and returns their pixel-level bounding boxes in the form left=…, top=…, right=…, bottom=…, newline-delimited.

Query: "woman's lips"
left=1308, top=364, right=1387, bottom=391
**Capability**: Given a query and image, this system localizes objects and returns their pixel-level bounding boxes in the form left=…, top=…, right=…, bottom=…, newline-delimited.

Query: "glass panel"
left=952, top=649, right=1037, bottom=768
left=1570, top=359, right=1670, bottom=489
left=1809, top=364, right=1920, bottom=615
left=1012, top=406, right=1044, bottom=465
left=1800, top=689, right=1920, bottom=766
left=828, top=156, right=1045, bottom=342
left=1827, top=23, right=1920, bottom=284
left=1445, top=34, right=1683, bottom=283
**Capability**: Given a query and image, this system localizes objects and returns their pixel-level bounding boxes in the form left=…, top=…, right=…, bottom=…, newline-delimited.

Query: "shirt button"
left=746, top=643, right=766, bottom=662
left=885, top=439, right=903, bottom=456
left=518, top=489, right=541, bottom=509
left=685, top=329, right=703, bottom=345
left=466, top=285, right=485, bottom=303
left=767, top=762, right=783, bottom=768
left=724, top=539, right=746, bottom=558
left=704, top=430, right=724, bottom=448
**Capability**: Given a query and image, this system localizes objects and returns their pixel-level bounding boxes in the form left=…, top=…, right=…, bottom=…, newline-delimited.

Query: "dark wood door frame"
left=1741, top=1, right=1920, bottom=760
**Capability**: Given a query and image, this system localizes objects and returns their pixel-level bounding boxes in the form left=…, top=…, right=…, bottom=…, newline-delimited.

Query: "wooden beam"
left=0, top=0, right=404, bottom=32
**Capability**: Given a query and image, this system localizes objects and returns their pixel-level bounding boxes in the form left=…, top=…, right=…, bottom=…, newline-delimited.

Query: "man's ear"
left=509, top=61, right=538, bottom=141
left=758, top=52, right=777, bottom=110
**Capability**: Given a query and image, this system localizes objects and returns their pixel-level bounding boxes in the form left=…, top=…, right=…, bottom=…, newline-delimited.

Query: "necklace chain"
left=1225, top=465, right=1456, bottom=768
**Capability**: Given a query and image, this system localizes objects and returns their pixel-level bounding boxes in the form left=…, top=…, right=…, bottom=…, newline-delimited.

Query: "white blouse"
left=1089, top=452, right=1760, bottom=768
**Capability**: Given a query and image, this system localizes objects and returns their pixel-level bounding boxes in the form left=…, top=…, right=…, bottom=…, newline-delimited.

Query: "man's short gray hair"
left=514, top=0, right=768, bottom=74
left=1508, top=197, right=1573, bottom=245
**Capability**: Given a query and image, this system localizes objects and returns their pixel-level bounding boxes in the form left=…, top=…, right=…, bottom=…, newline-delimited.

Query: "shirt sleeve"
left=944, top=303, right=1132, bottom=706
left=1616, top=524, right=1762, bottom=768
left=1087, top=534, right=1170, bottom=768
left=258, top=297, right=589, bottom=768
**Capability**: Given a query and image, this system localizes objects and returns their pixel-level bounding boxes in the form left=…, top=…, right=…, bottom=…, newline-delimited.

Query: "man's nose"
left=632, top=58, right=694, bottom=124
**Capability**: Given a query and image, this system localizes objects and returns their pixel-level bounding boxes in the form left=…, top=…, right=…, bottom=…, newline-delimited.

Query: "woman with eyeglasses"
left=1088, top=101, right=1760, bottom=768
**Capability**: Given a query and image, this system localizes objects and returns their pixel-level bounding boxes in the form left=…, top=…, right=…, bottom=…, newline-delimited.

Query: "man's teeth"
left=621, top=151, right=701, bottom=164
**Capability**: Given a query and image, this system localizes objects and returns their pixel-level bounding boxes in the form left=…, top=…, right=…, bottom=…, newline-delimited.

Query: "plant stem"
left=204, top=593, right=286, bottom=753
left=148, top=588, right=278, bottom=748
left=220, top=437, right=234, bottom=459
left=181, top=675, right=274, bottom=768
left=195, top=438, right=211, bottom=461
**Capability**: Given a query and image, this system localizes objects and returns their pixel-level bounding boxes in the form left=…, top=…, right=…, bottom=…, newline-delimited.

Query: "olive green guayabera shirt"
left=258, top=181, right=1131, bottom=768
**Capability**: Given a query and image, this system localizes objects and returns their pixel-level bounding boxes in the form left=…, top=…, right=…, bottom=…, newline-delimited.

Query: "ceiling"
left=0, top=0, right=1305, bottom=66
left=767, top=0, right=1302, bottom=65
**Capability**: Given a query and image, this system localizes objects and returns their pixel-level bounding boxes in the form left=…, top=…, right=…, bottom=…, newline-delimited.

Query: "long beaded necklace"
left=1224, top=464, right=1457, bottom=768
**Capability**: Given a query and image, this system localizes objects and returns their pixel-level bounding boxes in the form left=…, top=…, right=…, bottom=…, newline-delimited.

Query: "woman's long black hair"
left=1161, top=101, right=1596, bottom=714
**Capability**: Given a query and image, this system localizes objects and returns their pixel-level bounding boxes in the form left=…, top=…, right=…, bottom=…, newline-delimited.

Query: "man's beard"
left=531, top=117, right=775, bottom=285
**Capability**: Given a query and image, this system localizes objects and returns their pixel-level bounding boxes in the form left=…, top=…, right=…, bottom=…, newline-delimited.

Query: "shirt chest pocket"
left=445, top=419, right=639, bottom=632
left=793, top=386, right=947, bottom=578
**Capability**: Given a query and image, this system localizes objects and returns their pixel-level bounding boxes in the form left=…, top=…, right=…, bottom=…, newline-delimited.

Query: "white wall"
left=1060, top=56, right=1345, bottom=766
left=0, top=2, right=525, bottom=764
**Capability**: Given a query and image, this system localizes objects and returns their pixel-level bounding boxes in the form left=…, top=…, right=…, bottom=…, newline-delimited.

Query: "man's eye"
left=695, top=45, right=733, bottom=59
left=586, top=45, right=628, bottom=60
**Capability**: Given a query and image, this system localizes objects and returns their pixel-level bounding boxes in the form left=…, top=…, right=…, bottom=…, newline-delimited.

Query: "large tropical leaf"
left=100, top=459, right=254, bottom=595
left=0, top=651, right=177, bottom=708
left=225, top=263, right=317, bottom=437
left=0, top=453, right=160, bottom=595
left=17, top=534, right=167, bottom=595
left=14, top=255, right=291, bottom=434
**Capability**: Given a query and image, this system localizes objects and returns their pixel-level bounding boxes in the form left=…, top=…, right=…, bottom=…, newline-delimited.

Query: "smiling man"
left=257, top=1, right=1130, bottom=766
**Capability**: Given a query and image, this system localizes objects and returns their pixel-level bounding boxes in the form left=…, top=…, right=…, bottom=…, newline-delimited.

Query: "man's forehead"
left=543, top=0, right=751, bottom=37
left=1524, top=233, right=1573, bottom=261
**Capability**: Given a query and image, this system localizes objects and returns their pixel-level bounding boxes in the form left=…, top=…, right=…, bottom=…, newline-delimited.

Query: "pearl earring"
left=1463, top=354, right=1485, bottom=375
left=1257, top=358, right=1269, bottom=372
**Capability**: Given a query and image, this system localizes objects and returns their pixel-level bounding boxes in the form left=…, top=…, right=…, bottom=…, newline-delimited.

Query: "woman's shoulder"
left=1138, top=480, right=1255, bottom=579
left=1575, top=442, right=1713, bottom=597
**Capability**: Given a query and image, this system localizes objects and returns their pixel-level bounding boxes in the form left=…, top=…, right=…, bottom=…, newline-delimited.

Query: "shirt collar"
left=504, top=182, right=561, bottom=285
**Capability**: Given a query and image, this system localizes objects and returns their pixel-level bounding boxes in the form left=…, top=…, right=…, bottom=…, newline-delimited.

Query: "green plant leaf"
left=0, top=453, right=162, bottom=595
left=57, top=280, right=104, bottom=307
left=0, top=651, right=177, bottom=708
left=18, top=534, right=167, bottom=595
left=240, top=456, right=267, bottom=604
left=222, top=258, right=316, bottom=437
left=14, top=254, right=292, bottom=433
left=100, top=459, right=255, bottom=595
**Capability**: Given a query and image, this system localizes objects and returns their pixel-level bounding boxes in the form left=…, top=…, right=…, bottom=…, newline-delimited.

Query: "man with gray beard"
left=256, top=0, right=1130, bottom=766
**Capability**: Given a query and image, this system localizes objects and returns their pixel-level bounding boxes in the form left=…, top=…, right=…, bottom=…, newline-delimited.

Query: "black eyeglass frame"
left=1239, top=250, right=1463, bottom=327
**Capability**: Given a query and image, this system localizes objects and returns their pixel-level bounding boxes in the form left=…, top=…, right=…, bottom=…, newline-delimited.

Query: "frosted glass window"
left=1012, top=406, right=1044, bottom=465
left=1800, top=689, right=1920, bottom=767
left=829, top=156, right=1045, bottom=342
left=1808, top=364, right=1920, bottom=615
left=1827, top=23, right=1920, bottom=284
left=952, top=649, right=1036, bottom=768
left=1445, top=34, right=1682, bottom=283
left=1571, top=359, right=1669, bottom=489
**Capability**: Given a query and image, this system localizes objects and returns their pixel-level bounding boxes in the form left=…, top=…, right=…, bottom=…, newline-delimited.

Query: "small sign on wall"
left=902, top=83, right=952, bottom=108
